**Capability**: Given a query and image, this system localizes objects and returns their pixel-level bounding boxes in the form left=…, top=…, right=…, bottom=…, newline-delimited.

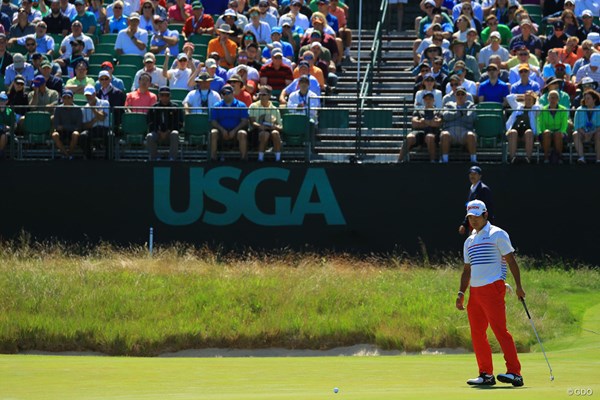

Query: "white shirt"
left=166, top=67, right=192, bottom=89
left=60, top=33, right=95, bottom=58
left=244, top=21, right=272, bottom=44
left=463, top=222, right=514, bottom=288
left=83, top=98, right=110, bottom=128
left=226, top=65, right=260, bottom=82
left=182, top=89, right=221, bottom=113
left=132, top=68, right=167, bottom=90
left=414, top=89, right=443, bottom=109
left=478, top=45, right=510, bottom=66
left=115, top=27, right=148, bottom=56
left=282, top=12, right=309, bottom=31
left=287, top=89, right=320, bottom=121
left=445, top=78, right=477, bottom=97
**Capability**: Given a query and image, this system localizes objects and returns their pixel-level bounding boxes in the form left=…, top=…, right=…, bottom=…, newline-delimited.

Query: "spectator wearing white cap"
left=201, top=57, right=225, bottom=93
left=287, top=74, right=320, bottom=122
left=577, top=10, right=600, bottom=43
left=80, top=85, right=110, bottom=159
left=162, top=49, right=192, bottom=89
left=115, top=12, right=148, bottom=56
left=574, top=1, right=600, bottom=22
left=478, top=31, right=509, bottom=70
left=132, top=52, right=166, bottom=90
left=279, top=61, right=320, bottom=105
left=4, top=53, right=34, bottom=87
left=575, top=52, right=600, bottom=84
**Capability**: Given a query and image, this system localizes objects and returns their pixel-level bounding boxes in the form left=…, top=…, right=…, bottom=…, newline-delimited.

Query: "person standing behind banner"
left=458, top=165, right=494, bottom=235
left=456, top=199, right=525, bottom=388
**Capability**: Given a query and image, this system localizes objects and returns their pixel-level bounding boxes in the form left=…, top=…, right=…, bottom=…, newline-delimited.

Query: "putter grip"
left=520, top=298, right=532, bottom=319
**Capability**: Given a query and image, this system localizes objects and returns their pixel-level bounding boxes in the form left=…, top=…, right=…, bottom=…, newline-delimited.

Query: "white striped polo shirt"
left=463, top=222, right=515, bottom=287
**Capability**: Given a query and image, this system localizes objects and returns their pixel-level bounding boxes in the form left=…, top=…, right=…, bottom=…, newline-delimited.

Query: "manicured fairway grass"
left=1, top=300, right=598, bottom=399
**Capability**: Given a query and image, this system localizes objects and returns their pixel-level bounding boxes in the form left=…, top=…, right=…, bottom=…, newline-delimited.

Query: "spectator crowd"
left=404, top=0, right=600, bottom=164
left=0, top=0, right=354, bottom=161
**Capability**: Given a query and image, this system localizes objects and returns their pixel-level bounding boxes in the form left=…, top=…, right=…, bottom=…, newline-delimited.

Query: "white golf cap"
left=466, top=200, right=487, bottom=217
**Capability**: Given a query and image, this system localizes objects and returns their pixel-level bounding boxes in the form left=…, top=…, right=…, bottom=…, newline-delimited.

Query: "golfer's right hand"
left=456, top=295, right=465, bottom=311
left=458, top=225, right=466, bottom=235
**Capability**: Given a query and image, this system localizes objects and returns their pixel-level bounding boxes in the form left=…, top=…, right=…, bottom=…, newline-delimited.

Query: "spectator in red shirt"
left=168, top=0, right=192, bottom=24
left=228, top=73, right=253, bottom=106
left=125, top=72, right=157, bottom=113
left=259, top=49, right=294, bottom=92
left=183, top=1, right=214, bottom=39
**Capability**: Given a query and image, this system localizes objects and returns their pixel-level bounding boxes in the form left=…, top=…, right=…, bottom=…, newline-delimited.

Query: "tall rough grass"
left=0, top=240, right=598, bottom=356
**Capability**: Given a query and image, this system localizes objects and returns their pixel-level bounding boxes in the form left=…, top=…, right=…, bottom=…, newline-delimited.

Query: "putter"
left=520, top=297, right=555, bottom=381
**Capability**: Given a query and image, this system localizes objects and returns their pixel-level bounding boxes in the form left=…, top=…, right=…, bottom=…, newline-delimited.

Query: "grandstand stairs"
left=314, top=29, right=416, bottom=163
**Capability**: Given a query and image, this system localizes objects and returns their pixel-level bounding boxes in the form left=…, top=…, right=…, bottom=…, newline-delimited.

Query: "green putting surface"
left=2, top=303, right=598, bottom=400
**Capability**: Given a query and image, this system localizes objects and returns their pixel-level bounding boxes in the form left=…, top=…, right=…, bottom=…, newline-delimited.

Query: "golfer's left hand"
left=456, top=294, right=465, bottom=311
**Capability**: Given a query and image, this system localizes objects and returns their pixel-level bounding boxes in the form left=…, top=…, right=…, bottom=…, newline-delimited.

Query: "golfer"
left=456, top=199, right=526, bottom=387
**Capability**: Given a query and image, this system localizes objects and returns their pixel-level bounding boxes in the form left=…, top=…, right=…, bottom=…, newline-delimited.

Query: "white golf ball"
left=333, top=387, right=339, bottom=393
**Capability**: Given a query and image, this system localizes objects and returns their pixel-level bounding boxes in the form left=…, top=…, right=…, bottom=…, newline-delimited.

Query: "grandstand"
left=2, top=1, right=600, bottom=164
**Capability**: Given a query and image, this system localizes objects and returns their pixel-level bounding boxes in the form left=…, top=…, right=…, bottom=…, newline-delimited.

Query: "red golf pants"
left=467, top=279, right=521, bottom=375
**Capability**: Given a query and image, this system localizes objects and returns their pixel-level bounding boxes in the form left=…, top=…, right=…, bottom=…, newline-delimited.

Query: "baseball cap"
left=588, top=32, right=600, bottom=45
left=221, top=84, right=234, bottom=94
left=62, top=89, right=73, bottom=98
left=14, top=75, right=25, bottom=84
left=271, top=26, right=282, bottom=35
left=310, top=41, right=322, bottom=49
left=553, top=20, right=564, bottom=30
left=192, top=1, right=203, bottom=9
left=582, top=9, right=593, bottom=17
left=271, top=48, right=283, bottom=57
left=423, top=72, right=435, bottom=80
left=182, top=42, right=195, bottom=51
left=205, top=58, right=217, bottom=68
left=424, top=0, right=435, bottom=6
left=310, top=30, right=322, bottom=38
left=0, top=91, right=8, bottom=101
left=13, top=53, right=25, bottom=68
left=177, top=53, right=188, bottom=61
left=195, top=71, right=213, bottom=82
left=490, top=31, right=501, bottom=40
left=258, top=85, right=271, bottom=95
left=579, top=76, right=598, bottom=88
left=518, top=63, right=530, bottom=71
left=565, top=0, right=575, bottom=4
left=129, top=12, right=140, bottom=20
left=455, top=86, right=467, bottom=94
left=422, top=90, right=434, bottom=98
left=83, top=85, right=96, bottom=96
left=486, top=63, right=499, bottom=71
left=227, top=73, right=243, bottom=83
left=74, top=0, right=84, bottom=4
left=158, top=86, right=170, bottom=94
left=466, top=200, right=487, bottom=217
left=520, top=19, right=532, bottom=27
left=299, top=74, right=310, bottom=82
left=222, top=9, right=237, bottom=19
left=101, top=61, right=114, bottom=69
left=31, top=74, right=46, bottom=88
left=98, top=70, right=111, bottom=79
left=298, top=60, right=310, bottom=68
left=590, top=53, right=600, bottom=68
left=469, top=166, right=482, bottom=174
left=40, top=61, right=52, bottom=69
left=143, top=54, right=155, bottom=63
left=70, top=38, right=85, bottom=47
left=280, top=16, right=293, bottom=27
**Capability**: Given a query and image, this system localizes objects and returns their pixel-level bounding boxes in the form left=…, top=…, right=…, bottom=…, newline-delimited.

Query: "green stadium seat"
left=474, top=107, right=505, bottom=148
left=88, top=65, right=102, bottom=77
left=282, top=113, right=311, bottom=161
left=99, top=33, right=118, bottom=44
left=318, top=109, right=349, bottom=129
left=188, top=34, right=212, bottom=47
left=115, top=112, right=148, bottom=160
left=182, top=113, right=210, bottom=160
left=168, top=24, right=184, bottom=33
left=154, top=54, right=166, bottom=66
left=115, top=75, right=133, bottom=92
left=117, top=54, right=144, bottom=69
left=73, top=94, right=88, bottom=106
left=96, top=43, right=117, bottom=55
left=114, top=64, right=139, bottom=78
left=89, top=53, right=115, bottom=66
left=522, top=4, right=542, bottom=25
left=477, top=102, right=504, bottom=111
left=169, top=88, right=189, bottom=102
left=17, top=111, right=54, bottom=159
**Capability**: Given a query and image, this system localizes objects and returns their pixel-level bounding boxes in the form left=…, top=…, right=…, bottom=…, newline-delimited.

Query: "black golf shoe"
left=497, top=373, right=524, bottom=387
left=467, top=373, right=496, bottom=386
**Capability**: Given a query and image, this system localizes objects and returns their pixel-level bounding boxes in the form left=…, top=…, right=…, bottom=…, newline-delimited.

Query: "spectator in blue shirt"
left=105, top=0, right=127, bottom=34
left=210, top=84, right=249, bottom=161
left=71, top=0, right=97, bottom=35
left=510, top=64, right=541, bottom=95
left=478, top=64, right=510, bottom=104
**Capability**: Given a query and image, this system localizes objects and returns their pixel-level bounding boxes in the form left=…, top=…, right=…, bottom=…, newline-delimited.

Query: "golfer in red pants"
left=456, top=200, right=526, bottom=387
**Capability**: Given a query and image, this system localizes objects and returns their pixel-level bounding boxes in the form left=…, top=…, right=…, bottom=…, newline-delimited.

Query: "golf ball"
left=333, top=387, right=339, bottom=393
